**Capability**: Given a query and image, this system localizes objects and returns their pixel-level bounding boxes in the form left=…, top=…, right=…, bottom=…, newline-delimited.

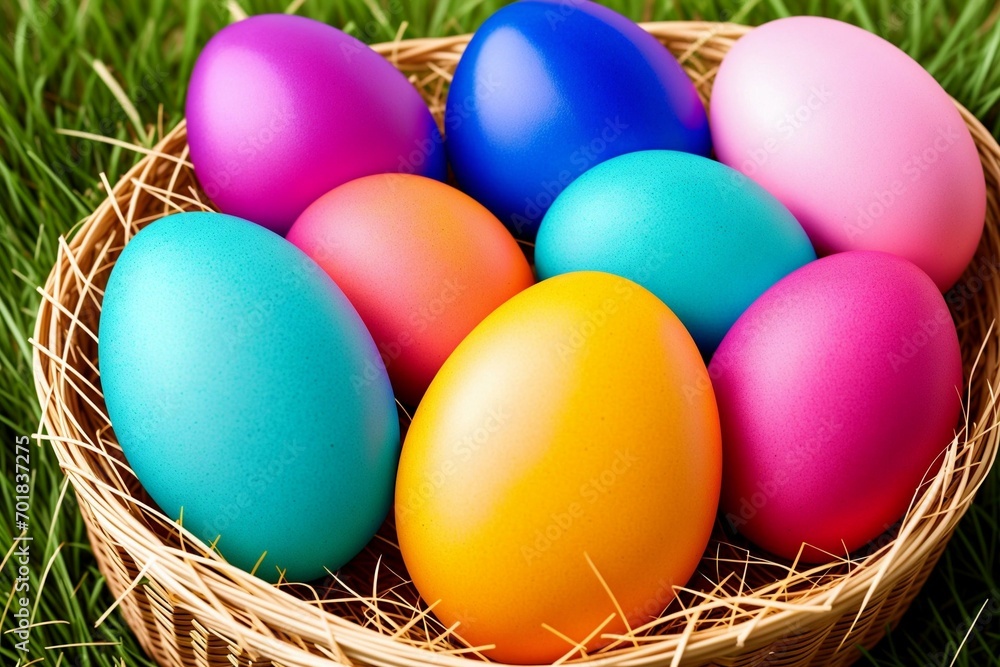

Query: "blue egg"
left=445, top=0, right=710, bottom=240
left=99, top=212, right=400, bottom=582
left=536, top=151, right=816, bottom=353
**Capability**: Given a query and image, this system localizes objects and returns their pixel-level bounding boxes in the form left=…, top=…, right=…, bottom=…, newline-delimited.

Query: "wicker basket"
left=31, top=21, right=1000, bottom=667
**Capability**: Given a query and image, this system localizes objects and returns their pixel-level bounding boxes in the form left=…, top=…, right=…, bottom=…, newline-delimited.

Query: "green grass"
left=1, top=0, right=998, bottom=665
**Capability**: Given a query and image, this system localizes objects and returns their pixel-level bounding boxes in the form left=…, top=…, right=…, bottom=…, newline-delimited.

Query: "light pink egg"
left=709, top=251, right=962, bottom=561
left=711, top=16, right=985, bottom=291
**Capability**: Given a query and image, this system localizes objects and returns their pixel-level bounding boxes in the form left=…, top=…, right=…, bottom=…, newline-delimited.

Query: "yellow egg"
left=395, top=271, right=721, bottom=663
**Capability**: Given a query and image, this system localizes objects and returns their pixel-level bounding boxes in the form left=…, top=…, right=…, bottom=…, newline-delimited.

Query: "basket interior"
left=31, top=24, right=1000, bottom=666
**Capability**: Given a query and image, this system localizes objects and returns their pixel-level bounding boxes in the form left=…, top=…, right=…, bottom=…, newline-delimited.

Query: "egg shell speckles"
left=535, top=150, right=816, bottom=354
left=710, top=251, right=963, bottom=561
left=287, top=174, right=534, bottom=406
left=98, top=212, right=400, bottom=582
left=710, top=16, right=985, bottom=291
left=186, top=14, right=445, bottom=235
left=396, top=271, right=721, bottom=663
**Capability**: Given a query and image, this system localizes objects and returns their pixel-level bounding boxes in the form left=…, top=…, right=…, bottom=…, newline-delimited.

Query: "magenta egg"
left=186, top=14, right=445, bottom=235
left=709, top=251, right=962, bottom=561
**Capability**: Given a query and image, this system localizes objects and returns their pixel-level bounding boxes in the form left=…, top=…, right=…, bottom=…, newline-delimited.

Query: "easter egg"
left=535, top=150, right=815, bottom=354
left=710, top=16, right=985, bottom=291
left=445, top=0, right=710, bottom=239
left=710, top=251, right=962, bottom=561
left=186, top=14, right=445, bottom=235
left=99, top=212, right=400, bottom=582
left=396, top=272, right=721, bottom=663
left=287, top=174, right=534, bottom=406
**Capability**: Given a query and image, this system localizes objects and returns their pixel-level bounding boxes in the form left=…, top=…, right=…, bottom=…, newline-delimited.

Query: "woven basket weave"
left=31, top=21, right=1000, bottom=667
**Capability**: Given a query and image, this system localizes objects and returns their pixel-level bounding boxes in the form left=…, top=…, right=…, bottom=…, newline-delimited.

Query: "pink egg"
left=709, top=251, right=962, bottom=561
left=186, top=14, right=445, bottom=235
left=711, top=17, right=985, bottom=291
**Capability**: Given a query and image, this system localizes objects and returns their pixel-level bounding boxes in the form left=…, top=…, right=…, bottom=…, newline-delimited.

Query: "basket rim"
left=30, top=20, right=1000, bottom=667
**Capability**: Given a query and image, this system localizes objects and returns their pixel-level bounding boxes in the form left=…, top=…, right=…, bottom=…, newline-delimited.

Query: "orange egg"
left=287, top=174, right=534, bottom=405
left=396, top=272, right=722, bottom=663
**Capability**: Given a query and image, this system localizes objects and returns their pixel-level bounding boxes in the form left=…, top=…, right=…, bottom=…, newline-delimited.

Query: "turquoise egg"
left=535, top=151, right=816, bottom=353
left=99, top=212, right=400, bottom=582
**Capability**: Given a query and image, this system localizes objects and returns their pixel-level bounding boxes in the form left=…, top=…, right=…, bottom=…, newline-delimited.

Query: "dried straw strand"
left=31, top=22, right=1000, bottom=667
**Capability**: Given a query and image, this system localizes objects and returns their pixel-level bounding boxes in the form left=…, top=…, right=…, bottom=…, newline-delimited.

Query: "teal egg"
left=99, top=212, right=400, bottom=582
left=535, top=151, right=816, bottom=353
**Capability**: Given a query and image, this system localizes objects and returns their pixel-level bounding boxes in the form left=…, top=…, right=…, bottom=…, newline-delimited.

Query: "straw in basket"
left=31, top=21, right=1000, bottom=667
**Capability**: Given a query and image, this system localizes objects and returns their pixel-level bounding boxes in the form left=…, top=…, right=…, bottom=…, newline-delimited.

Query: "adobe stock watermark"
left=543, top=0, right=588, bottom=29
left=231, top=248, right=322, bottom=346
left=946, top=254, right=1000, bottom=312
left=723, top=417, right=843, bottom=532
left=402, top=76, right=506, bottom=210
left=887, top=254, right=1000, bottom=372
left=886, top=307, right=953, bottom=372
left=54, top=66, right=167, bottom=181
left=726, top=85, right=833, bottom=191
left=96, top=67, right=167, bottom=136
left=395, top=404, right=511, bottom=519
left=131, top=387, right=183, bottom=452
left=350, top=276, right=469, bottom=392
left=395, top=131, right=446, bottom=178
left=757, top=615, right=817, bottom=665
left=509, top=116, right=630, bottom=235
left=337, top=0, right=406, bottom=62
left=844, top=125, right=963, bottom=241
left=336, top=0, right=448, bottom=180
left=684, top=292, right=801, bottom=403
left=198, top=104, right=299, bottom=201
left=445, top=71, right=504, bottom=133
left=203, top=437, right=307, bottom=538
left=553, top=252, right=669, bottom=363
left=9, top=435, right=33, bottom=653
left=877, top=0, right=923, bottom=35
left=521, top=448, right=638, bottom=564
left=7, top=0, right=70, bottom=44
left=622, top=576, right=680, bottom=628
left=857, top=519, right=904, bottom=559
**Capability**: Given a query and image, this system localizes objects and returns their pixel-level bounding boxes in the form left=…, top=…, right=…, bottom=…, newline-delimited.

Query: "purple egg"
left=186, top=14, right=445, bottom=235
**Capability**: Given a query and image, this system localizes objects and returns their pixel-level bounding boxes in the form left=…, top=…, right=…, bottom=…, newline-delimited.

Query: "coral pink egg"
left=287, top=174, right=534, bottom=406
